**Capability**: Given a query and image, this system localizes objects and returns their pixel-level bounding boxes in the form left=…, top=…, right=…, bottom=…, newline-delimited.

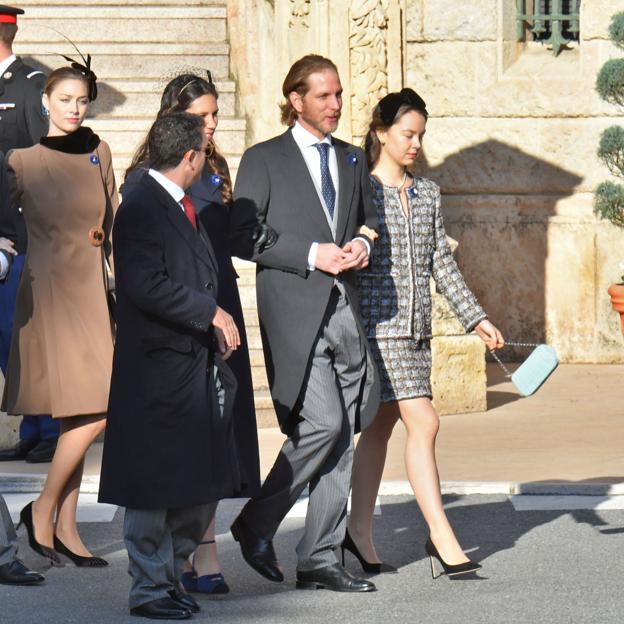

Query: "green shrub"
left=594, top=181, right=624, bottom=227
left=596, top=59, right=624, bottom=107
left=609, top=11, right=624, bottom=48
left=598, top=126, right=624, bottom=177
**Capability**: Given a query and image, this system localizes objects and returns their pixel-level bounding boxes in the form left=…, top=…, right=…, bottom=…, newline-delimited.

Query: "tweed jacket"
left=358, top=175, right=486, bottom=341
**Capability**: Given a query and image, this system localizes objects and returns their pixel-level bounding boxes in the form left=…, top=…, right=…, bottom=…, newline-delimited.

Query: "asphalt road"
left=2, top=495, right=623, bottom=624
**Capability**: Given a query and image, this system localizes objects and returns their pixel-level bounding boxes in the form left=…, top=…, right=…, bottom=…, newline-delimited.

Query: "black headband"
left=376, top=88, right=428, bottom=126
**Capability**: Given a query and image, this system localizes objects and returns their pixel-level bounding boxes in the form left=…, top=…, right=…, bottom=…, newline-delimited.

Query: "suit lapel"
left=145, top=176, right=217, bottom=272
left=334, top=141, right=356, bottom=245
left=279, top=130, right=333, bottom=240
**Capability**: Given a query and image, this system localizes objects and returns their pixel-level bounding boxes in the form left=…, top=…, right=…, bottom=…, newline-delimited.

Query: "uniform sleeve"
left=0, top=152, right=15, bottom=279
left=0, top=150, right=24, bottom=242
left=430, top=183, right=487, bottom=332
left=23, top=72, right=48, bottom=145
left=233, top=146, right=312, bottom=276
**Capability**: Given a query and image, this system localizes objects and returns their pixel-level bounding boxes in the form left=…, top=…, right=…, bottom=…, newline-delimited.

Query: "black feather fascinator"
left=52, top=30, right=98, bottom=101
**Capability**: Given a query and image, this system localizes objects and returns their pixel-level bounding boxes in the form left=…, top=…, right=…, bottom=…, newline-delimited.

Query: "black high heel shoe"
left=53, top=535, right=108, bottom=567
left=341, top=530, right=397, bottom=575
left=16, top=502, right=61, bottom=564
left=425, top=537, right=481, bottom=579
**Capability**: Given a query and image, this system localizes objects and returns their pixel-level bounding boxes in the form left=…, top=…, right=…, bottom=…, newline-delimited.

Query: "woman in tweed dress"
left=345, top=89, right=504, bottom=577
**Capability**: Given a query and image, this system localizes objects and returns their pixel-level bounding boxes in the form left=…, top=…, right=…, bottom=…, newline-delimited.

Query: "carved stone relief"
left=289, top=0, right=311, bottom=28
left=349, top=0, right=390, bottom=137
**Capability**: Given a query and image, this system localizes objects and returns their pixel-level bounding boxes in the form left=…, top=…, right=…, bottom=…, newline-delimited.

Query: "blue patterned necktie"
left=315, top=142, right=335, bottom=220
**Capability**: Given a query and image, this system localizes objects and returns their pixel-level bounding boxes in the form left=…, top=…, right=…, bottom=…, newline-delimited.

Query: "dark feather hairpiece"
left=51, top=29, right=98, bottom=101
left=376, top=88, right=428, bottom=126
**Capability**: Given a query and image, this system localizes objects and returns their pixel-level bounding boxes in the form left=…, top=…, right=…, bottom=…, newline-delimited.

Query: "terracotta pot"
left=608, top=283, right=624, bottom=335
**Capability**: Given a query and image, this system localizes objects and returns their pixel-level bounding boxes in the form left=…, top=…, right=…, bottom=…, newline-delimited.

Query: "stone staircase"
left=13, top=0, right=277, bottom=428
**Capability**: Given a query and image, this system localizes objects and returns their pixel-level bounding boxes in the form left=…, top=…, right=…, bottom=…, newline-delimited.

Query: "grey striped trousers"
left=242, top=288, right=366, bottom=570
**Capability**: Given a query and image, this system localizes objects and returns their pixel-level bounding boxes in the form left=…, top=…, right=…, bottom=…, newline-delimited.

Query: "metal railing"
left=516, top=0, right=580, bottom=56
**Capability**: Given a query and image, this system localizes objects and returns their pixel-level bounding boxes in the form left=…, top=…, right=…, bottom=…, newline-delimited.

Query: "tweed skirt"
left=369, top=337, right=433, bottom=403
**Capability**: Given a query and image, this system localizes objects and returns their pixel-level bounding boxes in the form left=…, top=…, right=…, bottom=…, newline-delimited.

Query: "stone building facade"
left=228, top=0, right=624, bottom=364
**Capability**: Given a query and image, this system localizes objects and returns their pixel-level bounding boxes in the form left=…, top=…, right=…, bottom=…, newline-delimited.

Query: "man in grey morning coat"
left=230, top=54, right=380, bottom=593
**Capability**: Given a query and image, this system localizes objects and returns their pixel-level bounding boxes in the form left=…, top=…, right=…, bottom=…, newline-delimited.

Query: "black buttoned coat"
left=98, top=174, right=240, bottom=509
left=122, top=164, right=261, bottom=498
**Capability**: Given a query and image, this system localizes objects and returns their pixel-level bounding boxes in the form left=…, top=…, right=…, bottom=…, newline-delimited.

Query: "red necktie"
left=181, top=195, right=197, bottom=230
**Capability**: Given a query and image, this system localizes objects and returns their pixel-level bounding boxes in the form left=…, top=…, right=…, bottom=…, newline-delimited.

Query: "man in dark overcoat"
left=230, top=55, right=380, bottom=593
left=0, top=4, right=59, bottom=465
left=98, top=113, right=241, bottom=620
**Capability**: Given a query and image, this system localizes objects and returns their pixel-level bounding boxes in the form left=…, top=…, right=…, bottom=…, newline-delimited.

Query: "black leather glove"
left=251, top=223, right=278, bottom=254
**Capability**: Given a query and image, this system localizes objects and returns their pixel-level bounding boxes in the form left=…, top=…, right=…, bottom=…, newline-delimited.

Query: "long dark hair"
left=125, top=73, right=232, bottom=203
left=364, top=88, right=429, bottom=170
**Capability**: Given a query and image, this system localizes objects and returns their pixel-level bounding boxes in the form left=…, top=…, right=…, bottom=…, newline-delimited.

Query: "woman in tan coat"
left=2, top=63, right=117, bottom=566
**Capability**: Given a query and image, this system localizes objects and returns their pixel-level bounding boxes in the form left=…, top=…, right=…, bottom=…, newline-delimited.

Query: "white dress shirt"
left=290, top=121, right=369, bottom=271
left=148, top=168, right=186, bottom=212
left=0, top=54, right=17, bottom=78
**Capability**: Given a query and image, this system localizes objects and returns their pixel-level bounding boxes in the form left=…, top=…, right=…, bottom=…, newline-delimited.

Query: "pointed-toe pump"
left=341, top=530, right=398, bottom=575
left=53, top=535, right=108, bottom=567
left=16, top=502, right=61, bottom=564
left=425, top=537, right=481, bottom=579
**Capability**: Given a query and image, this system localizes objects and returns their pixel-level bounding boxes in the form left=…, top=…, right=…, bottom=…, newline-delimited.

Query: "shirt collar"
left=292, top=121, right=332, bottom=149
left=148, top=168, right=185, bottom=204
left=0, top=54, right=17, bottom=77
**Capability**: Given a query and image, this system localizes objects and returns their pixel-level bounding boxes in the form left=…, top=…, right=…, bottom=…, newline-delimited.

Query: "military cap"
left=0, top=5, right=24, bottom=24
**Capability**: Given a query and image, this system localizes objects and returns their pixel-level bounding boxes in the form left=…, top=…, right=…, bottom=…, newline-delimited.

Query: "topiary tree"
left=595, top=12, right=624, bottom=226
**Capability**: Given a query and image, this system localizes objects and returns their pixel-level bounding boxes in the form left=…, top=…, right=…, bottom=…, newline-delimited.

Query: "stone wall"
left=406, top=0, right=624, bottom=362
left=227, top=0, right=624, bottom=363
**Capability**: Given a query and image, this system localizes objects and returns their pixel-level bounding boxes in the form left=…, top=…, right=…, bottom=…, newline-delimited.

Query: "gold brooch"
left=358, top=225, right=379, bottom=242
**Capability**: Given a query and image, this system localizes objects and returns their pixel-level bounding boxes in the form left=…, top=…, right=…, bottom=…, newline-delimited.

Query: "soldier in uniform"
left=0, top=4, right=59, bottom=464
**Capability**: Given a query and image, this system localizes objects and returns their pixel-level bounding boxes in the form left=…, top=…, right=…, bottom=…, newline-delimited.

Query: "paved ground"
left=2, top=495, right=623, bottom=624
left=1, top=363, right=623, bottom=622
left=2, top=364, right=622, bottom=489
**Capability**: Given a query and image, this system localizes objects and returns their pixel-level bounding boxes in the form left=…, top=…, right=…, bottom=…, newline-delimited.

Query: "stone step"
left=88, top=117, right=245, bottom=162
left=236, top=267, right=257, bottom=287
left=238, top=284, right=258, bottom=309
left=13, top=43, right=231, bottom=80
left=17, top=6, right=226, bottom=44
left=254, top=390, right=277, bottom=429
left=243, top=308, right=259, bottom=328
left=251, top=364, right=269, bottom=391
left=90, top=80, right=237, bottom=119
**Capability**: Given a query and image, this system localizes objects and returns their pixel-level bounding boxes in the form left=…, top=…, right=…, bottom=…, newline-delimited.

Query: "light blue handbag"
left=490, top=342, right=559, bottom=397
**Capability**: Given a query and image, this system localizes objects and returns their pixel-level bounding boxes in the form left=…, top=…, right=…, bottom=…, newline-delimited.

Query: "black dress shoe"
left=168, top=588, right=200, bottom=613
left=296, top=563, right=377, bottom=592
left=230, top=515, right=284, bottom=582
left=0, top=439, right=38, bottom=462
left=0, top=558, right=45, bottom=585
left=130, top=597, right=191, bottom=620
left=25, top=440, right=57, bottom=463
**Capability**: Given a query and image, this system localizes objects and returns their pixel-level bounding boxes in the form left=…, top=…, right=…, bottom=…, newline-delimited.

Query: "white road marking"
left=510, top=495, right=624, bottom=511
